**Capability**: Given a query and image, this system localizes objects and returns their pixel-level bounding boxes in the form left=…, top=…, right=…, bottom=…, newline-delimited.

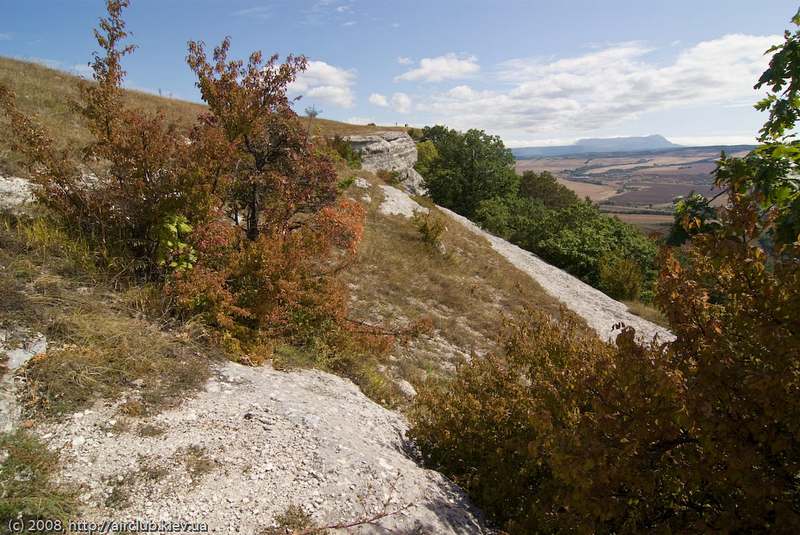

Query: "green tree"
left=414, top=139, right=439, bottom=179
left=411, top=7, right=800, bottom=533
left=475, top=195, right=550, bottom=248
left=421, top=125, right=519, bottom=218
left=518, top=170, right=579, bottom=209
left=666, top=192, right=719, bottom=245
left=475, top=197, right=656, bottom=295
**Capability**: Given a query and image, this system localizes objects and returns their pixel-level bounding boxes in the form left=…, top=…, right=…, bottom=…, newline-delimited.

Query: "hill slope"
left=0, top=56, right=404, bottom=174
left=1, top=56, right=669, bottom=532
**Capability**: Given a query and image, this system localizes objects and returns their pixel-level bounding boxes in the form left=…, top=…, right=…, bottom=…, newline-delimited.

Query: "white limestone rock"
left=378, top=185, right=428, bottom=218
left=345, top=131, right=417, bottom=173
left=0, top=176, right=34, bottom=211
left=344, top=132, right=427, bottom=195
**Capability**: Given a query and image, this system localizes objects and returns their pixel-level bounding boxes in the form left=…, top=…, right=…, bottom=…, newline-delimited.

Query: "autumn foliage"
left=0, top=0, right=369, bottom=355
left=410, top=9, right=800, bottom=533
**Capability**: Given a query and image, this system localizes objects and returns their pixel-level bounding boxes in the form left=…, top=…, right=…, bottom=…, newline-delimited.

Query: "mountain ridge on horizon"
left=511, top=134, right=755, bottom=158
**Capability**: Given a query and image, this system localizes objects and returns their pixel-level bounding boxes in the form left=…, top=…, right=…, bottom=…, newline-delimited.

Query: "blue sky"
left=2, top=0, right=798, bottom=146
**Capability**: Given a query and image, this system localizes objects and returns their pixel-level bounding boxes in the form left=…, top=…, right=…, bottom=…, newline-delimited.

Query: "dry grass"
left=610, top=212, right=673, bottom=236
left=624, top=300, right=669, bottom=328
left=343, top=176, right=574, bottom=389
left=556, top=177, right=618, bottom=201
left=0, top=430, right=78, bottom=525
left=0, top=56, right=402, bottom=175
left=308, top=116, right=406, bottom=137
left=180, top=445, right=216, bottom=478
left=0, top=211, right=216, bottom=419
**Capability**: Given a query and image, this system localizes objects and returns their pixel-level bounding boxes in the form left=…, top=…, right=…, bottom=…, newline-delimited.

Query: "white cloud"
left=291, top=60, right=356, bottom=108
left=397, top=56, right=412, bottom=65
left=369, top=93, right=388, bottom=107
left=342, top=20, right=356, bottom=26
left=304, top=0, right=354, bottom=25
left=391, top=92, right=412, bottom=113
left=669, top=134, right=758, bottom=146
left=396, top=53, right=479, bottom=82
left=0, top=33, right=12, bottom=41
left=418, top=34, right=780, bottom=135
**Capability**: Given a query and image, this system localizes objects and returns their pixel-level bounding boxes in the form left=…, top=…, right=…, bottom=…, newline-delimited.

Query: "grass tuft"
left=0, top=430, right=78, bottom=526
left=624, top=300, right=669, bottom=328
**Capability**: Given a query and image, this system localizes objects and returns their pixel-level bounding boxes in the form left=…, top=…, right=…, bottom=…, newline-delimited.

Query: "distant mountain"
left=512, top=135, right=681, bottom=158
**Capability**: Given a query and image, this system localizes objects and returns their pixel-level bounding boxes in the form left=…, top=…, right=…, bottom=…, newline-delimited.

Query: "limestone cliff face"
left=344, top=132, right=427, bottom=195
left=345, top=131, right=417, bottom=172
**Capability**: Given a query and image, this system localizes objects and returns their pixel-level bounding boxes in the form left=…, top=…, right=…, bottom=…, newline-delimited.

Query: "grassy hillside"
left=0, top=56, right=403, bottom=175
left=0, top=53, right=569, bottom=402
left=343, top=177, right=570, bottom=390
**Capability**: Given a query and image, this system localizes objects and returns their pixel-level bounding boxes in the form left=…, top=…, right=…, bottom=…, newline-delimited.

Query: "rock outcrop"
left=378, top=185, right=429, bottom=218
left=41, top=362, right=487, bottom=533
left=0, top=176, right=33, bottom=212
left=1, top=328, right=46, bottom=433
left=345, top=132, right=427, bottom=195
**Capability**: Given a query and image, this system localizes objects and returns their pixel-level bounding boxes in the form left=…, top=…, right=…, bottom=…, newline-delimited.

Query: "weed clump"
left=0, top=431, right=78, bottom=526
left=412, top=210, right=446, bottom=251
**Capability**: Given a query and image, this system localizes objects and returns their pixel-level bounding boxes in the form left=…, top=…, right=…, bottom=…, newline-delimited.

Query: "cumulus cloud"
left=397, top=56, right=412, bottom=65
left=369, top=93, right=388, bottom=107
left=391, top=92, right=412, bottom=113
left=291, top=60, right=356, bottom=108
left=418, top=34, right=779, bottom=135
left=396, top=53, right=479, bottom=82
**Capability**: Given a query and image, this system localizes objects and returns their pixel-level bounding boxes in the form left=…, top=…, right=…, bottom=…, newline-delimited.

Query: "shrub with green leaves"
left=329, top=134, right=362, bottom=169
left=155, top=214, right=197, bottom=272
left=413, top=210, right=446, bottom=249
left=475, top=197, right=657, bottom=298
left=519, top=170, right=579, bottom=209
left=598, top=251, right=642, bottom=300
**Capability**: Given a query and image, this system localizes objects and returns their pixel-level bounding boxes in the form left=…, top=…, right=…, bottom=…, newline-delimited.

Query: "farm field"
left=607, top=212, right=674, bottom=236
left=515, top=145, right=752, bottom=231
left=556, top=177, right=618, bottom=201
left=608, top=183, right=718, bottom=207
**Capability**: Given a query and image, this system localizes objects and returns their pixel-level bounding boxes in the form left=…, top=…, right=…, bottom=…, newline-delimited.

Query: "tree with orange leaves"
left=0, top=1, right=371, bottom=354
left=411, top=9, right=800, bottom=533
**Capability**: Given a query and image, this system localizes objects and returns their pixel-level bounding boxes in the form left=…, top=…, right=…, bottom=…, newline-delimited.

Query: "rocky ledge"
left=344, top=132, right=426, bottom=195
left=36, top=362, right=486, bottom=533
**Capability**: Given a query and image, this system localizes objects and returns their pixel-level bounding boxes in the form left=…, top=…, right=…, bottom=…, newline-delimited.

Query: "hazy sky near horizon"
left=2, top=0, right=798, bottom=147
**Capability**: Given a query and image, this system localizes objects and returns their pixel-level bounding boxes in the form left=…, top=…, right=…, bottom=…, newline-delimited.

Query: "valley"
left=514, top=144, right=753, bottom=234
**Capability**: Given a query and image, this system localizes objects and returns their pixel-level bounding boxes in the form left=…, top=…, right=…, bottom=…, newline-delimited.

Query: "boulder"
left=345, top=131, right=417, bottom=172
left=0, top=176, right=34, bottom=212
left=345, top=132, right=427, bottom=195
left=399, top=168, right=426, bottom=196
